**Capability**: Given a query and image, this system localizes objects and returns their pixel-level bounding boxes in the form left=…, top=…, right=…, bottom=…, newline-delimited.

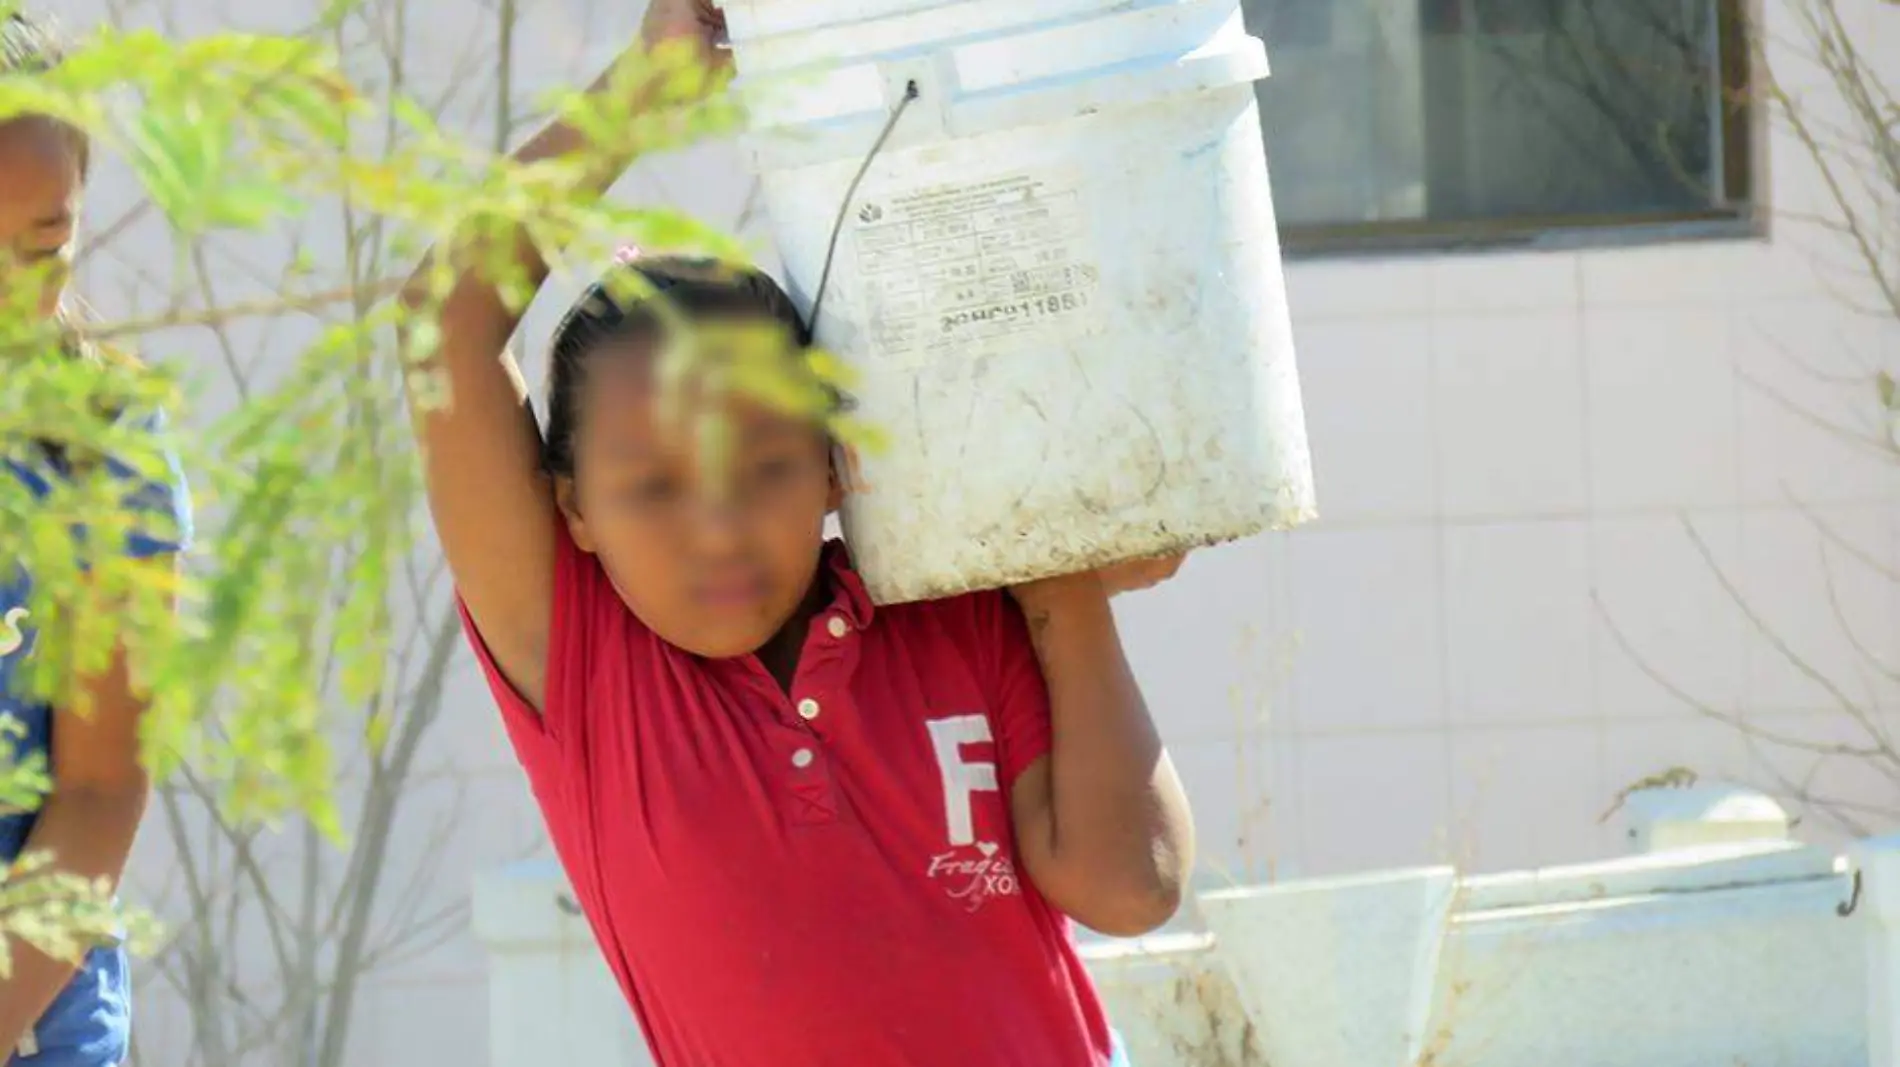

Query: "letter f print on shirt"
left=924, top=715, right=1020, bottom=911
left=927, top=715, right=996, bottom=846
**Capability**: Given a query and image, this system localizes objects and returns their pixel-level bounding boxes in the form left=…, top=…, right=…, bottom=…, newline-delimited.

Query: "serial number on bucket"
left=939, top=289, right=1090, bottom=332
left=843, top=169, right=1104, bottom=366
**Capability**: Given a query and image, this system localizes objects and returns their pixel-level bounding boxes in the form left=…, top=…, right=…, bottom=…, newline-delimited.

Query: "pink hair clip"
left=614, top=244, right=643, bottom=264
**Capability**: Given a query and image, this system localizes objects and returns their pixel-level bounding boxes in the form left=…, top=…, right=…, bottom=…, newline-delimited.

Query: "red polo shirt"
left=459, top=524, right=1114, bottom=1066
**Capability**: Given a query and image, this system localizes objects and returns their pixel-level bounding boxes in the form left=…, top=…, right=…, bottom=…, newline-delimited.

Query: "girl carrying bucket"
left=403, top=1, right=1190, bottom=1062
left=0, top=12, right=193, bottom=1066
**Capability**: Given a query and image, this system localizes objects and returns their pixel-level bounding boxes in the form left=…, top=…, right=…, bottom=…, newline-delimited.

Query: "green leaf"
left=208, top=181, right=301, bottom=229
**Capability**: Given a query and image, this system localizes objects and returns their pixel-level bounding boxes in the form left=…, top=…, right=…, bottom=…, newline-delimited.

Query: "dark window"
left=1244, top=0, right=1755, bottom=253
left=1253, top=0, right=1337, bottom=47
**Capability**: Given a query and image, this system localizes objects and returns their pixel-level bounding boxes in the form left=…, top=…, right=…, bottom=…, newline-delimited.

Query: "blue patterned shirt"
left=0, top=410, right=191, bottom=1067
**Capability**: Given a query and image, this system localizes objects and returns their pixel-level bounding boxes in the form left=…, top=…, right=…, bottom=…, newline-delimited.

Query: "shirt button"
left=791, top=747, right=815, bottom=769
left=797, top=698, right=821, bottom=721
left=827, top=616, right=850, bottom=639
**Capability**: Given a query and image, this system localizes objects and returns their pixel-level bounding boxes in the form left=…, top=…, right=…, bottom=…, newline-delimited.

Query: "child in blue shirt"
left=0, top=12, right=192, bottom=1066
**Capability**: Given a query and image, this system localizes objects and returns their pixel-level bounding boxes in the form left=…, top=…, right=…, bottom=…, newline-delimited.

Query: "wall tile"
left=1294, top=318, right=1437, bottom=521
left=1448, top=726, right=1609, bottom=873
left=1434, top=314, right=1590, bottom=517
left=1119, top=536, right=1298, bottom=744
left=1294, top=733, right=1453, bottom=877
left=1580, top=242, right=1740, bottom=307
left=1734, top=298, right=1900, bottom=506
left=1444, top=522, right=1593, bottom=725
left=1172, top=736, right=1283, bottom=889
left=1738, top=508, right=1898, bottom=715
left=1590, top=515, right=1747, bottom=720
left=1584, top=308, right=1740, bottom=512
left=1431, top=250, right=1580, bottom=315
left=1288, top=526, right=1445, bottom=733
left=1285, top=258, right=1433, bottom=320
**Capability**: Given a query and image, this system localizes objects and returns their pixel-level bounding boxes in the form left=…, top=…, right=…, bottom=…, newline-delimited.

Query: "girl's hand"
left=1096, top=552, right=1187, bottom=597
left=641, top=0, right=730, bottom=59
left=1011, top=552, right=1189, bottom=610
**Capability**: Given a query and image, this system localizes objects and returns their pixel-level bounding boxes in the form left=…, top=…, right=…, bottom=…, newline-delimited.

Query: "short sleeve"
left=24, top=407, right=194, bottom=564
left=457, top=514, right=626, bottom=774
left=457, top=596, right=553, bottom=767
left=972, top=591, right=1053, bottom=788
left=114, top=409, right=193, bottom=559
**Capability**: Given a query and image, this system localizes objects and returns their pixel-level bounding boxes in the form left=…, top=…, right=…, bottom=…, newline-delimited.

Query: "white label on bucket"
left=845, top=169, right=1101, bottom=366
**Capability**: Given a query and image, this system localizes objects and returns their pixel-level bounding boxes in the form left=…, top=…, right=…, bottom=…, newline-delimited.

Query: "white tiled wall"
left=1204, top=225, right=1900, bottom=879
left=46, top=0, right=1900, bottom=1062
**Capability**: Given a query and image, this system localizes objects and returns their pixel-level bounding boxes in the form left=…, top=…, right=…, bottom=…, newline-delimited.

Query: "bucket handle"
left=805, top=79, right=923, bottom=331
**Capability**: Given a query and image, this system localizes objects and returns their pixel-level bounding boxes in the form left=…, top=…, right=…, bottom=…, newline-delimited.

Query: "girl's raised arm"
left=400, top=3, right=726, bottom=713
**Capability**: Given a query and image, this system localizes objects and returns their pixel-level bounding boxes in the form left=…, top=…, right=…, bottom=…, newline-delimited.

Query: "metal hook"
left=1839, top=868, right=1862, bottom=917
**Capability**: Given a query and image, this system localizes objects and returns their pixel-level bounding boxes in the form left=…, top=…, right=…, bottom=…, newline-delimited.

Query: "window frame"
left=1271, top=0, right=1760, bottom=258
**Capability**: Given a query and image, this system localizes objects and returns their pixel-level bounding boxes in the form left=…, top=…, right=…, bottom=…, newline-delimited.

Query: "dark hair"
left=3, top=9, right=133, bottom=469
left=0, top=11, right=86, bottom=174
left=541, top=256, right=820, bottom=477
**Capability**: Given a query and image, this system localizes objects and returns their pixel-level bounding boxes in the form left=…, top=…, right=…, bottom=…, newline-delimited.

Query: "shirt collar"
left=818, top=539, right=874, bottom=631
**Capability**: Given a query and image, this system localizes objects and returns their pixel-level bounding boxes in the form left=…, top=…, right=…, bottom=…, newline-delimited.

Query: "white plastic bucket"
left=722, top=0, right=1316, bottom=604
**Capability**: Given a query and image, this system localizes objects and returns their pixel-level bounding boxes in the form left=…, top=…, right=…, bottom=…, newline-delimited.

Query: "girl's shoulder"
left=873, top=585, right=1026, bottom=663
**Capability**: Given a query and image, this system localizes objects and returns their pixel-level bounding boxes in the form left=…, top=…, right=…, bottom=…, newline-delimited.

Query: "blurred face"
left=556, top=336, right=842, bottom=659
left=0, top=117, right=81, bottom=321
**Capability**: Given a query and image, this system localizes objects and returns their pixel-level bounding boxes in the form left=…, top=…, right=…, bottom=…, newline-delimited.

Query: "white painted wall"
left=1157, top=0, right=1900, bottom=887
left=37, top=0, right=1898, bottom=1062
